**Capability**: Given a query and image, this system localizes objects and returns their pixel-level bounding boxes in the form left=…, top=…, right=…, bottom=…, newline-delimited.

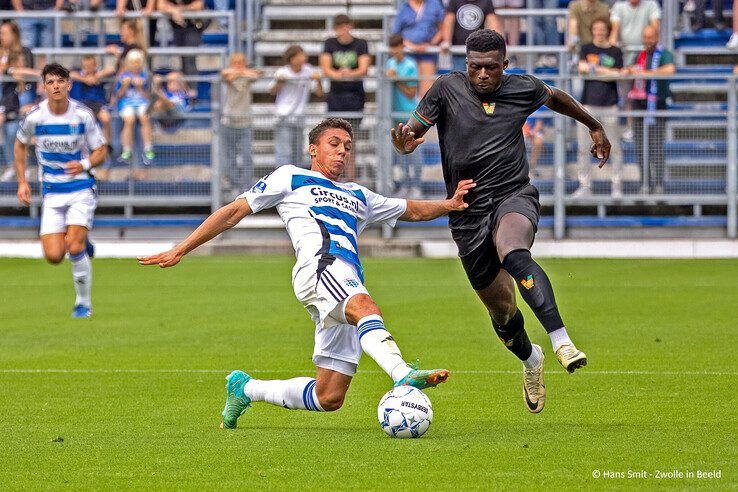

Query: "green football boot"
left=394, top=360, right=449, bottom=390
left=220, top=370, right=252, bottom=429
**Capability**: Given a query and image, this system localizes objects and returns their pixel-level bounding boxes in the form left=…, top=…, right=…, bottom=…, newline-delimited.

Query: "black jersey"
left=413, top=72, right=552, bottom=222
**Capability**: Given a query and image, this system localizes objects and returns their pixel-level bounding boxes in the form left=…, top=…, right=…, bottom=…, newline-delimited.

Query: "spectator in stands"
left=392, top=0, right=445, bottom=97
left=609, top=0, right=661, bottom=64
left=0, top=20, right=32, bottom=182
left=107, top=19, right=147, bottom=75
left=386, top=34, right=422, bottom=198
left=116, top=0, right=157, bottom=48
left=320, top=14, right=370, bottom=180
left=158, top=0, right=207, bottom=75
left=149, top=71, right=195, bottom=133
left=573, top=18, right=623, bottom=198
left=70, top=55, right=114, bottom=180
left=12, top=0, right=61, bottom=49
left=62, top=0, right=102, bottom=12
left=523, top=116, right=544, bottom=179
left=727, top=0, right=738, bottom=49
left=273, top=45, right=323, bottom=168
left=491, top=0, right=522, bottom=46
left=220, top=52, right=260, bottom=191
left=624, top=25, right=675, bottom=195
left=441, top=0, right=502, bottom=72
left=115, top=49, right=155, bottom=177
left=692, top=0, right=725, bottom=31
left=567, top=0, right=610, bottom=50
left=531, top=0, right=560, bottom=49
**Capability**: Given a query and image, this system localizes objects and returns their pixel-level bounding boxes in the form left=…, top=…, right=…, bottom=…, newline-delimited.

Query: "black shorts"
left=451, top=184, right=540, bottom=291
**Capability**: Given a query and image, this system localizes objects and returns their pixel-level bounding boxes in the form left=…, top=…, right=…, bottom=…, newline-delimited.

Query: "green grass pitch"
left=0, top=256, right=736, bottom=489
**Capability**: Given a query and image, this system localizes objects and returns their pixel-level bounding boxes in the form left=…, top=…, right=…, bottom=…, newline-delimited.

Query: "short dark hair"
left=465, top=29, right=506, bottom=57
left=334, top=14, right=352, bottom=27
left=591, top=17, right=612, bottom=36
left=283, top=44, right=303, bottom=64
left=389, top=34, right=404, bottom=48
left=308, top=118, right=353, bottom=145
left=42, top=63, right=70, bottom=81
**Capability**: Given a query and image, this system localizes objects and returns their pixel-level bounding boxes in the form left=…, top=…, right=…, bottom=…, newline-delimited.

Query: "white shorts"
left=119, top=104, right=148, bottom=118
left=292, top=256, right=369, bottom=376
left=40, top=188, right=97, bottom=236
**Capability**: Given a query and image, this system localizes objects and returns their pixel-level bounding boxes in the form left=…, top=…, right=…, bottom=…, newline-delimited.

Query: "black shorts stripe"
left=323, top=271, right=348, bottom=298
left=320, top=277, right=344, bottom=302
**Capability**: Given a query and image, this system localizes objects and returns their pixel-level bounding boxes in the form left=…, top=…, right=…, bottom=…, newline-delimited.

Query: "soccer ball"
left=377, top=386, right=433, bottom=438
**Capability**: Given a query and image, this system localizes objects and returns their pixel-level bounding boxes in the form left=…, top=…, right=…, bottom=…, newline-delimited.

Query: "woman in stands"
left=0, top=20, right=34, bottom=182
left=392, top=0, right=446, bottom=97
left=106, top=19, right=147, bottom=75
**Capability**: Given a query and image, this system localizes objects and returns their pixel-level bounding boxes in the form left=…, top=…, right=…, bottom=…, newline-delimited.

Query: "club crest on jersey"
left=482, top=102, right=495, bottom=115
left=250, top=180, right=267, bottom=193
left=345, top=279, right=359, bottom=288
left=520, top=274, right=534, bottom=290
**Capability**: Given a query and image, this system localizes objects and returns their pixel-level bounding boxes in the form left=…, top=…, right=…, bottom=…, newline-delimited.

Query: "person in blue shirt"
left=150, top=71, right=195, bottom=133
left=392, top=0, right=445, bottom=97
left=114, top=49, right=154, bottom=173
left=386, top=34, right=423, bottom=198
left=70, top=55, right=114, bottom=180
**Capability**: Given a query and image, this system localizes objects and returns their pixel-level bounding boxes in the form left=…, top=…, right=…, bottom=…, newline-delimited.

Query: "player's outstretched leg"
left=220, top=368, right=351, bottom=429
left=346, top=294, right=449, bottom=389
left=496, top=213, right=587, bottom=373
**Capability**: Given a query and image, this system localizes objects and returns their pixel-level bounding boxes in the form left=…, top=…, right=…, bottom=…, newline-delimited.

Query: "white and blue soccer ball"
left=377, top=386, right=433, bottom=438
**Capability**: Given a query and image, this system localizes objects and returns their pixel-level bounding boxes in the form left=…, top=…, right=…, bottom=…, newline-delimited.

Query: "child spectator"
left=523, top=117, right=545, bottom=179
left=386, top=34, right=422, bottom=197
left=149, top=71, right=195, bottom=132
left=71, top=55, right=114, bottom=180
left=115, top=49, right=154, bottom=176
left=220, top=52, right=261, bottom=190
left=272, top=45, right=323, bottom=167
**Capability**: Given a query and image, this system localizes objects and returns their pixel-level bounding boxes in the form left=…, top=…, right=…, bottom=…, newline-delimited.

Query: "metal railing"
left=1, top=62, right=736, bottom=237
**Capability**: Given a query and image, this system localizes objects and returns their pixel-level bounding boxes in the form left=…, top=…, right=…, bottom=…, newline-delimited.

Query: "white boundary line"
left=0, top=369, right=735, bottom=376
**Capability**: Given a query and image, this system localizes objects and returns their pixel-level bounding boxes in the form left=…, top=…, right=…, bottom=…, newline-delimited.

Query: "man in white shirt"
left=271, top=45, right=324, bottom=167
left=15, top=63, right=108, bottom=318
left=139, top=118, right=475, bottom=429
left=609, top=0, right=661, bottom=64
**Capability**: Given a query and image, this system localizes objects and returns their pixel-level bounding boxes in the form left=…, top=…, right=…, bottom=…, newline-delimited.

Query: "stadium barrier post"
left=212, top=79, right=223, bottom=213
left=554, top=111, right=566, bottom=240
left=376, top=51, right=394, bottom=239
left=727, top=76, right=737, bottom=238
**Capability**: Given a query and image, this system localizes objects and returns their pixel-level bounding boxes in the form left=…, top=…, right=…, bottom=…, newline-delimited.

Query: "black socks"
left=502, top=249, right=565, bottom=334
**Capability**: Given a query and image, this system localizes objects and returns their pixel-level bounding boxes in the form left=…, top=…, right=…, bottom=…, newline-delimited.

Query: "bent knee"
left=44, top=253, right=65, bottom=265
left=318, top=394, right=344, bottom=412
left=489, top=302, right=517, bottom=325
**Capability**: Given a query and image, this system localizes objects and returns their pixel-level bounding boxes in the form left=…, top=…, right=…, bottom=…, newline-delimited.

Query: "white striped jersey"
left=17, top=99, right=106, bottom=195
left=238, top=165, right=407, bottom=282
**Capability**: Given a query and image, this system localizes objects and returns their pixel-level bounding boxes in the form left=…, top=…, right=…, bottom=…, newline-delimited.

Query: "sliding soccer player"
left=140, top=118, right=475, bottom=428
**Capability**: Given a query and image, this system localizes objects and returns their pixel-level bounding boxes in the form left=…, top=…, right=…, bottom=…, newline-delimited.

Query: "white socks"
left=549, top=327, right=572, bottom=353
left=523, top=344, right=543, bottom=369
left=69, top=251, right=91, bottom=308
left=244, top=377, right=324, bottom=411
left=357, top=315, right=411, bottom=383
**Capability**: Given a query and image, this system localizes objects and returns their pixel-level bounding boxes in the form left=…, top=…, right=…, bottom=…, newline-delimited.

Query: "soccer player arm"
left=138, top=199, right=253, bottom=268
left=391, top=77, right=443, bottom=154
left=399, top=180, right=475, bottom=221
left=14, top=138, right=30, bottom=206
left=545, top=86, right=611, bottom=168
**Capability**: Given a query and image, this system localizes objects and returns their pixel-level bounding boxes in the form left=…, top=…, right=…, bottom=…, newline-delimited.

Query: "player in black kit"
left=391, top=29, right=611, bottom=414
